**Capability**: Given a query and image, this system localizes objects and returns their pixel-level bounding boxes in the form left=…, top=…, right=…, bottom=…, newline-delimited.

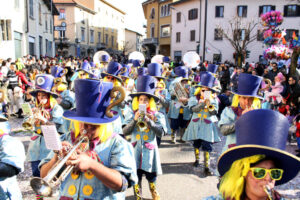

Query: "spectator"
left=268, top=62, right=279, bottom=82
left=220, top=64, right=230, bottom=93
left=287, top=76, right=300, bottom=110
left=230, top=67, right=241, bottom=92
left=217, top=89, right=231, bottom=119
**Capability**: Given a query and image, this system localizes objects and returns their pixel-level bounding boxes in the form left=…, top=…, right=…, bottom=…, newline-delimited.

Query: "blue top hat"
left=77, top=60, right=92, bottom=74
left=128, top=59, right=133, bottom=64
left=207, top=64, right=218, bottom=74
left=174, top=66, right=189, bottom=80
left=30, top=74, right=59, bottom=98
left=90, top=62, right=96, bottom=68
left=232, top=73, right=263, bottom=99
left=63, top=79, right=119, bottom=124
left=147, top=63, right=164, bottom=79
left=137, top=67, right=148, bottom=76
left=51, top=66, right=64, bottom=78
left=101, top=61, right=123, bottom=83
left=129, top=75, right=159, bottom=101
left=132, top=59, right=141, bottom=67
left=218, top=109, right=300, bottom=185
left=196, top=72, right=217, bottom=91
left=163, top=56, right=170, bottom=63
left=119, top=64, right=130, bottom=78
left=101, top=55, right=110, bottom=62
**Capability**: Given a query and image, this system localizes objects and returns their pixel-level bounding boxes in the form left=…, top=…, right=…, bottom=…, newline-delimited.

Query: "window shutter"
left=237, top=6, right=239, bottom=16
left=215, top=6, right=218, bottom=17
left=297, top=5, right=300, bottom=17
left=283, top=5, right=287, bottom=17
left=6, top=20, right=11, bottom=40
left=259, top=6, right=262, bottom=16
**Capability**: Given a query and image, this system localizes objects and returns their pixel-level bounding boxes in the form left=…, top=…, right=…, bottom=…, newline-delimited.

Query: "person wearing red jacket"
left=15, top=68, right=29, bottom=91
left=295, top=115, right=300, bottom=157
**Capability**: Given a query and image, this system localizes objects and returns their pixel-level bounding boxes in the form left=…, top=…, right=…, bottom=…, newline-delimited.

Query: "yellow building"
left=142, top=0, right=174, bottom=57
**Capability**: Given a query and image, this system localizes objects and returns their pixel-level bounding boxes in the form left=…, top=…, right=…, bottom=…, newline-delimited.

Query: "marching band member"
left=148, top=63, right=172, bottom=141
left=101, top=61, right=125, bottom=135
left=204, top=110, right=300, bottom=200
left=168, top=66, right=192, bottom=144
left=182, top=72, right=221, bottom=175
left=123, top=75, right=166, bottom=200
left=39, top=79, right=137, bottom=200
left=0, top=115, right=25, bottom=200
left=219, top=73, right=262, bottom=152
left=26, top=74, right=64, bottom=200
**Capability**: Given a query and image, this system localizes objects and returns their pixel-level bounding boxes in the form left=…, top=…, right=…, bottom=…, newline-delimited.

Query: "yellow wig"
left=194, top=87, right=202, bottom=96
left=103, top=76, right=122, bottom=87
left=219, top=154, right=265, bottom=200
left=71, top=120, right=113, bottom=143
left=231, top=94, right=261, bottom=109
left=132, top=96, right=157, bottom=112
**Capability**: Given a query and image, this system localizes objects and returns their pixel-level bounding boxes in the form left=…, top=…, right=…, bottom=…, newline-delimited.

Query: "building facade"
left=54, top=0, right=126, bottom=58
left=142, top=0, right=173, bottom=58
left=0, top=0, right=58, bottom=60
left=124, top=28, right=143, bottom=55
left=169, top=0, right=300, bottom=63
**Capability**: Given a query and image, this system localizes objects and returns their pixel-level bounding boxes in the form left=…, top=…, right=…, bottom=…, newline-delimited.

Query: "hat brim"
left=63, top=109, right=118, bottom=125
left=30, top=89, right=60, bottom=98
left=195, top=84, right=220, bottom=93
left=129, top=92, right=159, bottom=102
left=231, top=91, right=264, bottom=99
left=101, top=73, right=123, bottom=83
left=218, top=144, right=300, bottom=185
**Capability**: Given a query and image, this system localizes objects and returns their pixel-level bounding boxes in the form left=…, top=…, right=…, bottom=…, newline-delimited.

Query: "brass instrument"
left=155, top=81, right=166, bottom=96
left=21, top=104, right=51, bottom=131
left=105, top=86, right=126, bottom=118
left=30, top=136, right=89, bottom=197
left=174, top=81, right=189, bottom=107
left=258, top=78, right=272, bottom=97
left=137, top=112, right=148, bottom=132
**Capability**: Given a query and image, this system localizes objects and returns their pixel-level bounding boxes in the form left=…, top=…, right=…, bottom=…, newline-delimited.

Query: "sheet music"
left=41, top=125, right=62, bottom=151
left=21, top=103, right=33, bottom=116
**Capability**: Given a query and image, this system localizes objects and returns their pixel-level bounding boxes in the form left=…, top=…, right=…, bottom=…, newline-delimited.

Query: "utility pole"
left=202, top=0, right=207, bottom=61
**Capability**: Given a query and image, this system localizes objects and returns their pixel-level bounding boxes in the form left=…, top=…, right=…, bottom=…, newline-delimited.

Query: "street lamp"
left=170, top=6, right=186, bottom=27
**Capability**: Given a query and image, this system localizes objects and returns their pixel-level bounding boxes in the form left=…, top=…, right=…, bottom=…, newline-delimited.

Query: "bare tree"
left=122, top=41, right=134, bottom=55
left=217, top=17, right=259, bottom=67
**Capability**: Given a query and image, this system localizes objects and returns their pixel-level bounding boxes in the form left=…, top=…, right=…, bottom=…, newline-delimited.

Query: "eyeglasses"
left=250, top=167, right=283, bottom=181
left=106, top=76, right=115, bottom=81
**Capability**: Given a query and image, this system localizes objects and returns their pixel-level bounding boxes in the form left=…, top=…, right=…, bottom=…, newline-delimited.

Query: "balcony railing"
left=143, top=37, right=158, bottom=45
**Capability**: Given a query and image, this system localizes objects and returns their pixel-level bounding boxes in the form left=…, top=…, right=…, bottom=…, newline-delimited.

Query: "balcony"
left=143, top=37, right=158, bottom=45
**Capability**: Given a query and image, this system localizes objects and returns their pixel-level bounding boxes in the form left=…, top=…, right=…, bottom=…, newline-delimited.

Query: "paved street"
left=9, top=117, right=300, bottom=200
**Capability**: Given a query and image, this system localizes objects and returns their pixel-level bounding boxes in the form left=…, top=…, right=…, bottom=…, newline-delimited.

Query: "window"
left=29, top=0, right=34, bottom=18
left=39, top=4, right=42, bottom=24
left=45, top=39, right=48, bottom=55
left=0, top=20, right=12, bottom=41
left=176, top=32, right=180, bottom=43
left=214, top=28, right=223, bottom=40
left=234, top=29, right=249, bottom=41
left=39, top=36, right=43, bottom=56
left=150, top=24, right=155, bottom=38
left=90, top=30, right=94, bottom=43
left=215, top=6, right=224, bottom=18
left=59, top=30, right=65, bottom=38
left=174, top=51, right=182, bottom=62
left=237, top=6, right=247, bottom=17
left=176, top=12, right=181, bottom=23
left=284, top=5, right=300, bottom=17
left=105, top=34, right=108, bottom=45
left=98, top=32, right=101, bottom=43
left=59, top=9, right=66, bottom=20
left=15, top=0, right=19, bottom=9
left=81, top=28, right=85, bottom=41
left=111, top=36, right=114, bottom=47
left=190, top=30, right=195, bottom=41
left=50, top=19, right=52, bottom=34
left=160, top=4, right=170, bottom=17
left=259, top=5, right=275, bottom=16
left=257, top=30, right=264, bottom=41
left=188, top=9, right=198, bottom=20
left=161, top=25, right=170, bottom=37
left=285, top=29, right=299, bottom=40
left=29, top=36, right=35, bottom=55
left=213, top=54, right=222, bottom=63
left=45, top=19, right=48, bottom=32
left=150, top=8, right=155, bottom=19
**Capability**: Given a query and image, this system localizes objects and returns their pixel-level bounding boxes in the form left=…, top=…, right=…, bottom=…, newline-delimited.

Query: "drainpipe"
left=157, top=1, right=160, bottom=55
left=199, top=0, right=202, bottom=56
left=25, top=0, right=29, bottom=33
left=202, top=0, right=207, bottom=61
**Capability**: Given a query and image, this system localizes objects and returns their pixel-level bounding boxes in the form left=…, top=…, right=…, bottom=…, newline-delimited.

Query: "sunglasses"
left=250, top=167, right=283, bottom=181
left=106, top=76, right=115, bottom=81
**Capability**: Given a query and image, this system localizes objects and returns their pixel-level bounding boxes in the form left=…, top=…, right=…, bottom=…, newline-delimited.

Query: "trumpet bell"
left=30, top=177, right=52, bottom=197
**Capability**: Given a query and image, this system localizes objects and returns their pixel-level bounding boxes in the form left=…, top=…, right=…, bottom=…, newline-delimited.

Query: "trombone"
left=30, top=136, right=89, bottom=197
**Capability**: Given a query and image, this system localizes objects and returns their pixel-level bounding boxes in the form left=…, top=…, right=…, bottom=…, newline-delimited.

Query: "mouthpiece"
left=263, top=185, right=273, bottom=200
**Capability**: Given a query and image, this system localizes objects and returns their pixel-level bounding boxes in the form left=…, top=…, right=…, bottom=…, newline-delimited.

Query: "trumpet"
left=263, top=185, right=273, bottom=200
left=30, top=136, right=89, bottom=197
left=137, top=112, right=148, bottom=132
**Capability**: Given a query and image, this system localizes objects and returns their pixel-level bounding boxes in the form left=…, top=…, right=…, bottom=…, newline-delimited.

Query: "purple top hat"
left=30, top=74, right=59, bottom=98
left=77, top=60, right=91, bottom=74
left=147, top=63, right=164, bottom=79
left=163, top=56, right=170, bottom=63
left=218, top=109, right=300, bottom=185
left=51, top=66, right=64, bottom=78
left=119, top=64, right=131, bottom=78
left=63, top=79, right=119, bottom=124
left=196, top=72, right=216, bottom=91
left=101, top=61, right=123, bottom=83
left=232, top=73, right=263, bottom=99
left=132, top=59, right=141, bottom=67
left=100, top=55, right=110, bottom=62
left=207, top=64, right=218, bottom=74
left=175, top=66, right=189, bottom=80
left=129, top=75, right=159, bottom=101
left=137, top=67, right=148, bottom=76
